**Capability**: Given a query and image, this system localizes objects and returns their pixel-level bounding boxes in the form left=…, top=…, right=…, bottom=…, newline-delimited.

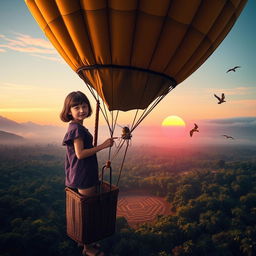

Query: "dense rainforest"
left=0, top=144, right=255, bottom=256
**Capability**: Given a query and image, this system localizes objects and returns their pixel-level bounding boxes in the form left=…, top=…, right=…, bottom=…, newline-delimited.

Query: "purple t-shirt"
left=62, top=122, right=99, bottom=189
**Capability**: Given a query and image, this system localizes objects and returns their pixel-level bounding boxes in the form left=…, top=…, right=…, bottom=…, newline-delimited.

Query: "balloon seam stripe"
left=146, top=0, right=173, bottom=71
left=129, top=1, right=140, bottom=67
left=175, top=1, right=234, bottom=80
left=162, top=0, right=204, bottom=73
left=79, top=1, right=98, bottom=67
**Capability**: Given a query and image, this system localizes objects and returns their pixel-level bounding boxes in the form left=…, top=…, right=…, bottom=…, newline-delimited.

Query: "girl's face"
left=69, top=103, right=89, bottom=123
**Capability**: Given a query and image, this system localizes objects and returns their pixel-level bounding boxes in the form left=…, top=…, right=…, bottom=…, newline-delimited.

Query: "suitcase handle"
left=99, top=160, right=112, bottom=194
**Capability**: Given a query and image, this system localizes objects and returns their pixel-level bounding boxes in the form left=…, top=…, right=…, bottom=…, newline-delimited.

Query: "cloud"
left=1, top=82, right=38, bottom=90
left=14, top=33, right=53, bottom=49
left=0, top=33, right=62, bottom=62
left=0, top=82, right=63, bottom=93
left=30, top=53, right=64, bottom=63
left=209, top=87, right=256, bottom=96
left=0, top=43, right=56, bottom=54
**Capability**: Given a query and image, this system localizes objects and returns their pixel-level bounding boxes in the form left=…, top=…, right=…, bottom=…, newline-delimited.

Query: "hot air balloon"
left=25, top=0, right=247, bottom=135
left=25, top=0, right=247, bottom=247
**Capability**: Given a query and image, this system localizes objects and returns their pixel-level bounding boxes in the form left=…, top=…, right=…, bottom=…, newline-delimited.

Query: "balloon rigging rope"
left=79, top=73, right=112, bottom=134
left=116, top=141, right=130, bottom=186
left=95, top=82, right=172, bottom=185
left=79, top=71, right=175, bottom=185
left=101, top=97, right=112, bottom=133
left=81, top=80, right=117, bottom=164
left=77, top=71, right=113, bottom=134
left=110, top=85, right=173, bottom=185
left=131, top=86, right=173, bottom=132
left=131, top=108, right=140, bottom=131
left=111, top=139, right=126, bottom=162
left=113, top=110, right=119, bottom=136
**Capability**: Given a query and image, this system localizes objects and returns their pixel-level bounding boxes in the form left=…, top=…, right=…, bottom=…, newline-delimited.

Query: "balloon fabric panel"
left=110, top=9, right=136, bottom=66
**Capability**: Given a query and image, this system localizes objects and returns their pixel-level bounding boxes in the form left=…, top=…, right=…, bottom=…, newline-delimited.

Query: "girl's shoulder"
left=63, top=123, right=88, bottom=146
left=68, top=122, right=87, bottom=131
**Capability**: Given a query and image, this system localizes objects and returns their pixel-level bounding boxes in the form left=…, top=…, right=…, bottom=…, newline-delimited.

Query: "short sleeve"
left=62, top=125, right=84, bottom=146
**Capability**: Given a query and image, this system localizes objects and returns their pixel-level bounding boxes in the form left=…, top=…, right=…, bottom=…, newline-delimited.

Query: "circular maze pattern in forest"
left=117, top=195, right=172, bottom=227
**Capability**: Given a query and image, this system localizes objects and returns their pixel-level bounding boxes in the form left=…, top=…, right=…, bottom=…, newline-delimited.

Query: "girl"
left=60, top=91, right=114, bottom=256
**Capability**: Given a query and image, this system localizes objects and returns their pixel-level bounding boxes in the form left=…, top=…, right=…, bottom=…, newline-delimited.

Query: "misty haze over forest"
left=0, top=115, right=255, bottom=146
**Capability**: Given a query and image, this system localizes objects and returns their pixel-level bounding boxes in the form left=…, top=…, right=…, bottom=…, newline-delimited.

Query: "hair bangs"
left=70, top=94, right=87, bottom=107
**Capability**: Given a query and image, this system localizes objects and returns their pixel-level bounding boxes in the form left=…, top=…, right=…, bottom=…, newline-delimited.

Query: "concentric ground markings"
left=117, top=195, right=172, bottom=227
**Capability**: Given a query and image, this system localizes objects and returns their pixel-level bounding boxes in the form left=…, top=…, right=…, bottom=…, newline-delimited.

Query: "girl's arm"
left=74, top=137, right=115, bottom=159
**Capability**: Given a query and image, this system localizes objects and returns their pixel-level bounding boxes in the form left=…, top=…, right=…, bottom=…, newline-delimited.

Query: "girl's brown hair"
left=60, top=91, right=92, bottom=122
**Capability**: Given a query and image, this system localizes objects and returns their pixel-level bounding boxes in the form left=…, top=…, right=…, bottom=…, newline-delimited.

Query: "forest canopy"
left=0, top=144, right=255, bottom=256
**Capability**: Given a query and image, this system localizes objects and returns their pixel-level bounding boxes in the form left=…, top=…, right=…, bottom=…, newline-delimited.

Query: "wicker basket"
left=65, top=182, right=119, bottom=244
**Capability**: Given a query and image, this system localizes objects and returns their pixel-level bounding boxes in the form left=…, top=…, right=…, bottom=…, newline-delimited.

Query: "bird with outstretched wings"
left=222, top=135, right=234, bottom=139
left=214, top=93, right=226, bottom=104
left=226, top=66, right=241, bottom=73
left=190, top=123, right=199, bottom=137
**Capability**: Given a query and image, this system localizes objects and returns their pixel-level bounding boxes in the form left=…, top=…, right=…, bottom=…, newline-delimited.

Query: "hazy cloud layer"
left=204, top=117, right=256, bottom=127
left=1, top=116, right=255, bottom=146
left=196, top=117, right=256, bottom=145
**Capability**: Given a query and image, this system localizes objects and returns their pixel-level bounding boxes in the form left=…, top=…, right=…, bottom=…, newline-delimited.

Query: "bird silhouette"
left=190, top=123, right=199, bottom=137
left=226, top=66, right=241, bottom=73
left=222, top=135, right=234, bottom=139
left=214, top=93, right=226, bottom=104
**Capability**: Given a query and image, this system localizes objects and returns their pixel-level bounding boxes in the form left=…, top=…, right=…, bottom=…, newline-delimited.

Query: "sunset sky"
left=0, top=0, right=255, bottom=146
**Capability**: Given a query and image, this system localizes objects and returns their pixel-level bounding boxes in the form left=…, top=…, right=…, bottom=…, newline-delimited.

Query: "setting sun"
left=161, top=115, right=186, bottom=143
left=162, top=115, right=186, bottom=127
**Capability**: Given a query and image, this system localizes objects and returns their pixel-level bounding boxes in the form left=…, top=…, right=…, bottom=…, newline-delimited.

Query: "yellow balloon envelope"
left=25, top=0, right=247, bottom=111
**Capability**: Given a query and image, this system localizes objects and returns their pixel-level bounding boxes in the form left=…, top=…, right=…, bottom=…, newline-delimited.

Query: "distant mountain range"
left=0, top=116, right=66, bottom=143
left=0, top=130, right=24, bottom=143
left=0, top=116, right=23, bottom=132
left=0, top=116, right=64, bottom=132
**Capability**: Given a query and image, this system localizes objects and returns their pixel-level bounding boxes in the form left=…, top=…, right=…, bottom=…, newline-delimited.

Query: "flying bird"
left=214, top=93, right=226, bottom=104
left=226, top=66, right=241, bottom=73
left=222, top=135, right=234, bottom=139
left=190, top=123, right=199, bottom=137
